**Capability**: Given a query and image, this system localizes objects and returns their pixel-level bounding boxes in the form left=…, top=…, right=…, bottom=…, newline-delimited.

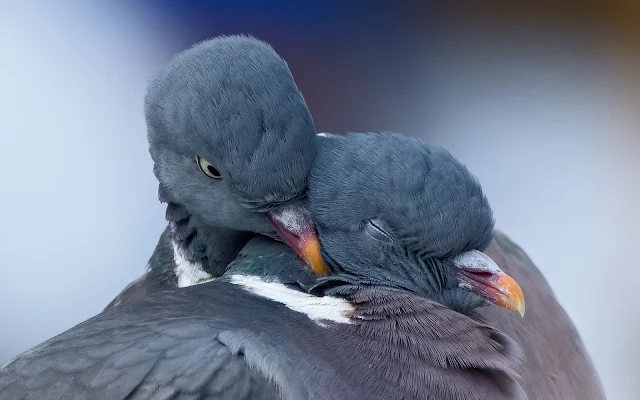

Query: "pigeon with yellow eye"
left=107, top=35, right=328, bottom=307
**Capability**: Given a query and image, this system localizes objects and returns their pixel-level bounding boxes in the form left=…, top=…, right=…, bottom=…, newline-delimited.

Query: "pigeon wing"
left=0, top=290, right=280, bottom=400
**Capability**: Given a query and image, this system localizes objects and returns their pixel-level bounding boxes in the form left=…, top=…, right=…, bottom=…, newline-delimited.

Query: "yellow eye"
left=196, top=156, right=222, bottom=179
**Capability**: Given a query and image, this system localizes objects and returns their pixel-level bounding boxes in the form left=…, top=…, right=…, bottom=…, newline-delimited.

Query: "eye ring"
left=196, top=156, right=222, bottom=179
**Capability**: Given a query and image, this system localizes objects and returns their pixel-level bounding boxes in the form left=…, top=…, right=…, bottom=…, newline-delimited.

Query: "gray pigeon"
left=313, top=134, right=605, bottom=399
left=0, top=132, right=526, bottom=400
left=107, top=35, right=328, bottom=308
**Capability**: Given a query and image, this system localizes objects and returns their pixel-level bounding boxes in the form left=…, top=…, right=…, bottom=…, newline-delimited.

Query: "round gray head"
left=310, top=133, right=524, bottom=315
left=145, top=35, right=316, bottom=232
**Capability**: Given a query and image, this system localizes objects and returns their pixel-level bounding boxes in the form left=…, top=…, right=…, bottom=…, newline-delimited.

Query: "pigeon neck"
left=165, top=201, right=251, bottom=283
left=225, top=236, right=316, bottom=285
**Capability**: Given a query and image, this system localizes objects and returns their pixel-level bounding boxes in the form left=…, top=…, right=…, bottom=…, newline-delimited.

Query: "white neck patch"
left=229, top=274, right=353, bottom=326
left=171, top=240, right=214, bottom=287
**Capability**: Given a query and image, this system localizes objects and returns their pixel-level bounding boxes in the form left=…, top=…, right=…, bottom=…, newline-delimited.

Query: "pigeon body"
left=0, top=251, right=523, bottom=400
left=0, top=133, right=526, bottom=399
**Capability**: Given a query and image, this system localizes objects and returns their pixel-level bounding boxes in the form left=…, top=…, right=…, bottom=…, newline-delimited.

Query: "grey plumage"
left=0, top=132, right=526, bottom=399
left=146, top=35, right=315, bottom=216
left=1, top=278, right=283, bottom=400
left=0, top=266, right=523, bottom=400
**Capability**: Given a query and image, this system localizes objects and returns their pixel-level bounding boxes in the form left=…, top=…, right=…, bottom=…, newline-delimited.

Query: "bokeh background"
left=1, top=1, right=638, bottom=398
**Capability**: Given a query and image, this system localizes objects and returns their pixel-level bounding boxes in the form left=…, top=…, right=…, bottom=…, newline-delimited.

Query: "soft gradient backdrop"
left=1, top=2, right=638, bottom=398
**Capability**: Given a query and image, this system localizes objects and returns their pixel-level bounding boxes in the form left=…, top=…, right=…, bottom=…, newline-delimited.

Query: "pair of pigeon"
left=0, top=36, right=604, bottom=399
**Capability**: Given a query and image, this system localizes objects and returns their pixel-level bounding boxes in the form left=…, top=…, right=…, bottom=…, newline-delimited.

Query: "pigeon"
left=312, top=135, right=605, bottom=399
left=107, top=35, right=328, bottom=308
left=0, top=132, right=526, bottom=399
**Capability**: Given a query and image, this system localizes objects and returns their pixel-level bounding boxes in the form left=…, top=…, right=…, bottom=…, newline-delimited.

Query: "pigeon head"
left=145, top=35, right=327, bottom=276
left=310, top=133, right=525, bottom=315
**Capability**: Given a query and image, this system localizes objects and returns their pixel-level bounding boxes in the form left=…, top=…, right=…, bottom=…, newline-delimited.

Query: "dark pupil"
left=207, top=165, right=220, bottom=177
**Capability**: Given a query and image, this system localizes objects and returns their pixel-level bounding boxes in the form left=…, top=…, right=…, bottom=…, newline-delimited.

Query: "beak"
left=451, top=250, right=525, bottom=317
left=265, top=201, right=330, bottom=277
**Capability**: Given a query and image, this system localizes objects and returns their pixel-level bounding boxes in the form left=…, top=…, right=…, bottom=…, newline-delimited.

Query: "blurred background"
left=1, top=1, right=638, bottom=398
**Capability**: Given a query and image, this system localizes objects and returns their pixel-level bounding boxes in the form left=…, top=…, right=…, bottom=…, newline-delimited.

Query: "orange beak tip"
left=497, top=274, right=526, bottom=317
left=301, top=238, right=330, bottom=277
